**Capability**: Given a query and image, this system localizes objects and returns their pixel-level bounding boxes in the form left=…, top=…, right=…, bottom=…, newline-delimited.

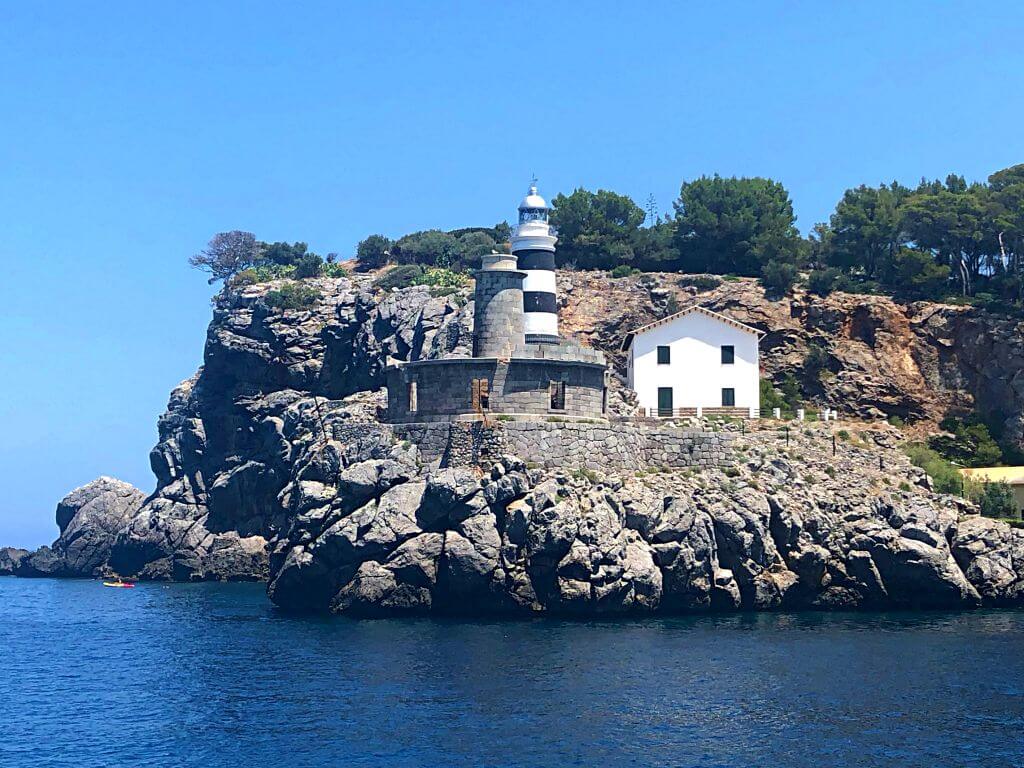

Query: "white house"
left=622, top=306, right=764, bottom=417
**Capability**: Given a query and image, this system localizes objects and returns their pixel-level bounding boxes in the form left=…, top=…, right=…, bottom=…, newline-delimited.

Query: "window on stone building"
left=721, top=345, right=735, bottom=364
left=549, top=380, right=566, bottom=411
left=472, top=378, right=490, bottom=411
left=408, top=382, right=418, bottom=413
left=722, top=388, right=735, bottom=407
left=657, top=345, right=671, bottom=365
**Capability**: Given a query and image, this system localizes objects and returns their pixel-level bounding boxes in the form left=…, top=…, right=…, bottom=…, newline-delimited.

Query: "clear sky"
left=2, top=1, right=1022, bottom=547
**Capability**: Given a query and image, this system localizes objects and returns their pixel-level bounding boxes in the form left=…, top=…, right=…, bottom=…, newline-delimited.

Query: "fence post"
left=772, top=407, right=781, bottom=420
left=696, top=406, right=703, bottom=419
left=785, top=426, right=790, bottom=446
left=832, top=434, right=836, bottom=456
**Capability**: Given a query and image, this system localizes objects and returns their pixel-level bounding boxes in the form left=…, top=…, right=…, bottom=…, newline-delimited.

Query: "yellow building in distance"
left=960, top=467, right=1024, bottom=518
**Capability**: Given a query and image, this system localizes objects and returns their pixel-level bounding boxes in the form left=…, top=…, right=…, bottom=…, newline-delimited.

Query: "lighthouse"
left=511, top=184, right=559, bottom=344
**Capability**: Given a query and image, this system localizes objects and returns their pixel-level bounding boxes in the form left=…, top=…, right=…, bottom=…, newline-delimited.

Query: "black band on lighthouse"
left=523, top=291, right=558, bottom=313
left=515, top=250, right=556, bottom=271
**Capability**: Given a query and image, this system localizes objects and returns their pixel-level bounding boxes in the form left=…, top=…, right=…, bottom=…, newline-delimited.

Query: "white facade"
left=625, top=307, right=762, bottom=415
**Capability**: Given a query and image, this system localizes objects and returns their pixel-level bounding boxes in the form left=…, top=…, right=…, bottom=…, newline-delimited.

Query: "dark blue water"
left=2, top=579, right=1023, bottom=768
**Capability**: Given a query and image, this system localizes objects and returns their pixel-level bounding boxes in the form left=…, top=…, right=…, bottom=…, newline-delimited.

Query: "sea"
left=1, top=578, right=1022, bottom=768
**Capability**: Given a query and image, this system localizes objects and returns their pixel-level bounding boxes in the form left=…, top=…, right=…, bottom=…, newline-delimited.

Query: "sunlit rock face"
left=9, top=269, right=1024, bottom=606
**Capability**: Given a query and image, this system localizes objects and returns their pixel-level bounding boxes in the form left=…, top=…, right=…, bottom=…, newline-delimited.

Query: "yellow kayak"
left=103, top=580, right=135, bottom=588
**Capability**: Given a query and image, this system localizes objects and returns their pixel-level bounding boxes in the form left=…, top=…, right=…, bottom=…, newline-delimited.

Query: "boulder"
left=0, top=547, right=28, bottom=575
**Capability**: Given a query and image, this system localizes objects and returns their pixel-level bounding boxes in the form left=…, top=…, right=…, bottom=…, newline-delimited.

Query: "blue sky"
left=2, top=1, right=1022, bottom=547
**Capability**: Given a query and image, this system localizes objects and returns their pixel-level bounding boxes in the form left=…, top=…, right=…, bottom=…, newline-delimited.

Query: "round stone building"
left=385, top=185, right=608, bottom=423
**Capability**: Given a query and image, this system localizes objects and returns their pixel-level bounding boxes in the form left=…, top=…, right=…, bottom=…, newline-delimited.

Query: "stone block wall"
left=473, top=268, right=526, bottom=358
left=385, top=357, right=608, bottom=421
left=390, top=420, right=733, bottom=471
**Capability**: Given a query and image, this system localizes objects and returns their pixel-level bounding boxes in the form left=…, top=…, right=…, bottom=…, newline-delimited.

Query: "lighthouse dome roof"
left=518, top=185, right=548, bottom=210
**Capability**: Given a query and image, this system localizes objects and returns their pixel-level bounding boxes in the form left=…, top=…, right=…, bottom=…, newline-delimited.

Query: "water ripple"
left=1, top=579, right=1023, bottom=767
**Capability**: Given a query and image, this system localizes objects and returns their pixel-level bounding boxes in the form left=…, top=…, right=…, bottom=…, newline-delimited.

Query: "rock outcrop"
left=558, top=271, right=1024, bottom=443
left=7, top=269, right=1024, bottom=606
left=267, top=423, right=1024, bottom=615
left=0, top=547, right=28, bottom=575
left=14, top=477, right=145, bottom=578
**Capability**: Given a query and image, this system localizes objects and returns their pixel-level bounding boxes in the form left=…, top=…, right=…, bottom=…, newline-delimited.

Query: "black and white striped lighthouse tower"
left=511, top=183, right=559, bottom=344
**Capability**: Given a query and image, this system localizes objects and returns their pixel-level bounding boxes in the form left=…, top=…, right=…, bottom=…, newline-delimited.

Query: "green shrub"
left=778, top=373, right=802, bottom=405
left=760, top=260, right=798, bottom=296
left=808, top=268, right=841, bottom=296
left=902, top=442, right=963, bottom=495
left=261, top=241, right=313, bottom=267
left=255, top=264, right=295, bottom=280
left=678, top=274, right=722, bottom=292
left=322, top=262, right=348, bottom=278
left=572, top=468, right=599, bottom=483
left=356, top=234, right=393, bottom=270
left=760, top=379, right=789, bottom=415
left=803, top=344, right=831, bottom=380
left=374, top=264, right=424, bottom=290
left=230, top=269, right=260, bottom=287
left=610, top=264, right=640, bottom=278
left=293, top=253, right=324, bottom=279
left=838, top=429, right=850, bottom=441
left=411, top=267, right=469, bottom=290
left=929, top=415, right=1004, bottom=468
left=393, top=230, right=461, bottom=267
left=263, top=282, right=321, bottom=310
left=229, top=263, right=300, bottom=288
left=970, top=481, right=1017, bottom=519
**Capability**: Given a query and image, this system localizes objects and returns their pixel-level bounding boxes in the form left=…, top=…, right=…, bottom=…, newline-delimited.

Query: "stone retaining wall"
left=390, top=420, right=732, bottom=471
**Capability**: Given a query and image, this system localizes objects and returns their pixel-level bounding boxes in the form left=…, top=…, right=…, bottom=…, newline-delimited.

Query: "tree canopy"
left=189, top=231, right=260, bottom=284
left=812, top=165, right=1024, bottom=309
left=673, top=175, right=804, bottom=277
left=550, top=189, right=647, bottom=270
left=215, top=162, right=1022, bottom=315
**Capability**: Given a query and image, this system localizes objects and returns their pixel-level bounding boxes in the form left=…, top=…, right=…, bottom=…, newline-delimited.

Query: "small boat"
left=103, top=579, right=136, bottom=588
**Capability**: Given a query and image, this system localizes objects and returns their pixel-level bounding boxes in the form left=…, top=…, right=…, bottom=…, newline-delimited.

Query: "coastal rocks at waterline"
left=8, top=271, right=1024, bottom=605
left=13, top=477, right=145, bottom=578
left=0, top=547, right=29, bottom=575
left=267, top=427, right=1024, bottom=616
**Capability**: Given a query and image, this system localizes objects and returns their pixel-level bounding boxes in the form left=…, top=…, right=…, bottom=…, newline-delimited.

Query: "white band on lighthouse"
left=511, top=183, right=559, bottom=344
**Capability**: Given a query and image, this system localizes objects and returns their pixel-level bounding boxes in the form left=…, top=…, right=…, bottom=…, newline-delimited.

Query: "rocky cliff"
left=558, top=272, right=1024, bottom=443
left=7, top=270, right=1024, bottom=615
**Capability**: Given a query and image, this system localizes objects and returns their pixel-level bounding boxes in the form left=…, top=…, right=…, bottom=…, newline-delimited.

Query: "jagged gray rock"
left=265, top=425, right=1024, bottom=615
left=8, top=270, right=1024, bottom=611
left=0, top=547, right=29, bottom=575
left=15, top=477, right=145, bottom=578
